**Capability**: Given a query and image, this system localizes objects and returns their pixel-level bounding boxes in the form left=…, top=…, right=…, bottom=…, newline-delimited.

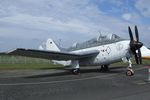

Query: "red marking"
left=147, top=66, right=150, bottom=68
left=101, top=49, right=107, bottom=52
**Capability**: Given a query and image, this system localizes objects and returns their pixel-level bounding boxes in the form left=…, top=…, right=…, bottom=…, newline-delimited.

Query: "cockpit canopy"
left=86, top=34, right=123, bottom=45
left=97, top=34, right=122, bottom=41
left=70, top=34, right=124, bottom=51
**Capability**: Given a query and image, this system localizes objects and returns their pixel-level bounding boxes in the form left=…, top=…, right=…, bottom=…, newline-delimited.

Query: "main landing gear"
left=71, top=68, right=80, bottom=75
left=100, top=65, right=109, bottom=72
left=71, top=60, right=80, bottom=75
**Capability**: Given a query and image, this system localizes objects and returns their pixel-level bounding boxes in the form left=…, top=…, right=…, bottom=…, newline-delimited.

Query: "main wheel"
left=100, top=65, right=109, bottom=71
left=72, top=68, right=80, bottom=75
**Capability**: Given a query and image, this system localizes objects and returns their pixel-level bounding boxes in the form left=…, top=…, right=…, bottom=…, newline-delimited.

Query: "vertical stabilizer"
left=46, top=39, right=60, bottom=51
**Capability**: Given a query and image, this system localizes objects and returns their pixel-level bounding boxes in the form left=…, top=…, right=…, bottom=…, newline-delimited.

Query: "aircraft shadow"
left=25, top=66, right=126, bottom=78
left=25, top=71, right=71, bottom=78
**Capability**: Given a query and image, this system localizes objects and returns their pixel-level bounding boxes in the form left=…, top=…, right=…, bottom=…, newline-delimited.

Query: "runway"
left=0, top=65, right=150, bottom=100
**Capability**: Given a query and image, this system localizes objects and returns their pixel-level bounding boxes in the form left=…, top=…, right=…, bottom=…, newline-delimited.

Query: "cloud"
left=148, top=27, right=150, bottom=30
left=0, top=0, right=129, bottom=38
left=122, top=12, right=141, bottom=23
left=135, top=0, right=150, bottom=17
left=0, top=14, right=93, bottom=34
left=0, top=0, right=149, bottom=51
left=122, top=13, right=132, bottom=21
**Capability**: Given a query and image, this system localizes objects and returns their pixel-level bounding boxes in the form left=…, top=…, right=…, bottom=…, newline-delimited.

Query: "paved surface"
left=0, top=65, right=150, bottom=100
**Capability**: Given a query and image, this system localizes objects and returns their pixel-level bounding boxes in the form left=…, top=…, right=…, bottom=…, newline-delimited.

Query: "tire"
left=126, top=69, right=134, bottom=76
left=72, top=68, right=80, bottom=75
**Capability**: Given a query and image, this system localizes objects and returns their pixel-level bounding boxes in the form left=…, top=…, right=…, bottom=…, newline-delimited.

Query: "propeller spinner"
left=128, top=26, right=143, bottom=64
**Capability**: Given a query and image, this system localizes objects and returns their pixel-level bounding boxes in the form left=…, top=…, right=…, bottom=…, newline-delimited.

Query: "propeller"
left=128, top=26, right=143, bottom=64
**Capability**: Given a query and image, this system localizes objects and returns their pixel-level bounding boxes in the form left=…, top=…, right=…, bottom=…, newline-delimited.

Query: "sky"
left=0, top=0, right=150, bottom=51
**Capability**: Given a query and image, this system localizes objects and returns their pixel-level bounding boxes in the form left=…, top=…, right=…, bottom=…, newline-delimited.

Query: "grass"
left=0, top=63, right=63, bottom=70
left=0, top=55, right=63, bottom=70
left=112, top=59, right=150, bottom=66
left=0, top=55, right=150, bottom=70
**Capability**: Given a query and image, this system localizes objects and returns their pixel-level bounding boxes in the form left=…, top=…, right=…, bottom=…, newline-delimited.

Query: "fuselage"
left=52, top=40, right=131, bottom=66
left=49, top=34, right=133, bottom=66
left=71, top=40, right=131, bottom=66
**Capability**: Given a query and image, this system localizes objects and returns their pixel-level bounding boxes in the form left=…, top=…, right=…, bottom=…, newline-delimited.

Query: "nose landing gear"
left=123, top=58, right=134, bottom=76
left=126, top=68, right=134, bottom=76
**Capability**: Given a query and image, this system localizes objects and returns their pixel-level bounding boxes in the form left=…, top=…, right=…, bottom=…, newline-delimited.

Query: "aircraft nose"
left=137, top=42, right=143, bottom=48
left=130, top=42, right=143, bottom=51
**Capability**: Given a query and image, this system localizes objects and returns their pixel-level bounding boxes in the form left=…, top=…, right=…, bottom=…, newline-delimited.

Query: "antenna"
left=58, top=39, right=62, bottom=47
left=98, top=30, right=102, bottom=41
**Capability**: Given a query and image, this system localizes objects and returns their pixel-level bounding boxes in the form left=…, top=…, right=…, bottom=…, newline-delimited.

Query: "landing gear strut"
left=100, top=65, right=109, bottom=71
left=71, top=60, right=80, bottom=75
left=126, top=59, right=134, bottom=76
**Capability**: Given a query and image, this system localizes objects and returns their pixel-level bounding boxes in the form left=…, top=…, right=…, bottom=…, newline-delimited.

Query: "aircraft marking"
left=106, top=46, right=111, bottom=54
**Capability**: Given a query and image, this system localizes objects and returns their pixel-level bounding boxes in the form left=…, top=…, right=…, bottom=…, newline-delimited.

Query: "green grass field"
left=0, top=55, right=150, bottom=70
left=0, top=55, right=63, bottom=70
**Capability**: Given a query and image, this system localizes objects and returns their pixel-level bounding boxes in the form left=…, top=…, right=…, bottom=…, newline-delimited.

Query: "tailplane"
left=46, top=38, right=60, bottom=52
left=141, top=46, right=150, bottom=59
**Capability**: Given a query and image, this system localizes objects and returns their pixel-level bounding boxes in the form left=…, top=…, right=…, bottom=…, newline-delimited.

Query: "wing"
left=8, top=48, right=99, bottom=60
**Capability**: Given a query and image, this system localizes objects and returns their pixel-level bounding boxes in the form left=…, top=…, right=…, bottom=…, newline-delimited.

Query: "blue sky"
left=0, top=0, right=150, bottom=51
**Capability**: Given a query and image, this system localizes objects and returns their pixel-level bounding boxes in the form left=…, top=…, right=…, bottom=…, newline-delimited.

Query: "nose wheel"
left=126, top=68, right=134, bottom=76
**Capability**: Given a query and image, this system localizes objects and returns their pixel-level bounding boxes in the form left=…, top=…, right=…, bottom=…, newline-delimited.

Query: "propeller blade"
left=128, top=26, right=143, bottom=65
left=135, top=25, right=139, bottom=42
left=138, top=49, right=142, bottom=64
left=128, top=26, right=134, bottom=41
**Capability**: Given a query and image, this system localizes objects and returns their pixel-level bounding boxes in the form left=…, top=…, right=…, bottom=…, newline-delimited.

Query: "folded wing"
left=8, top=48, right=99, bottom=60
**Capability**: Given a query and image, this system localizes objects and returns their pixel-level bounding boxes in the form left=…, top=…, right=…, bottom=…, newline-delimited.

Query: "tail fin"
left=46, top=38, right=60, bottom=52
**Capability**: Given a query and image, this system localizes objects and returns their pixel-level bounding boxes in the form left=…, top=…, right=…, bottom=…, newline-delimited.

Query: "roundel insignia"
left=106, top=46, right=111, bottom=54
